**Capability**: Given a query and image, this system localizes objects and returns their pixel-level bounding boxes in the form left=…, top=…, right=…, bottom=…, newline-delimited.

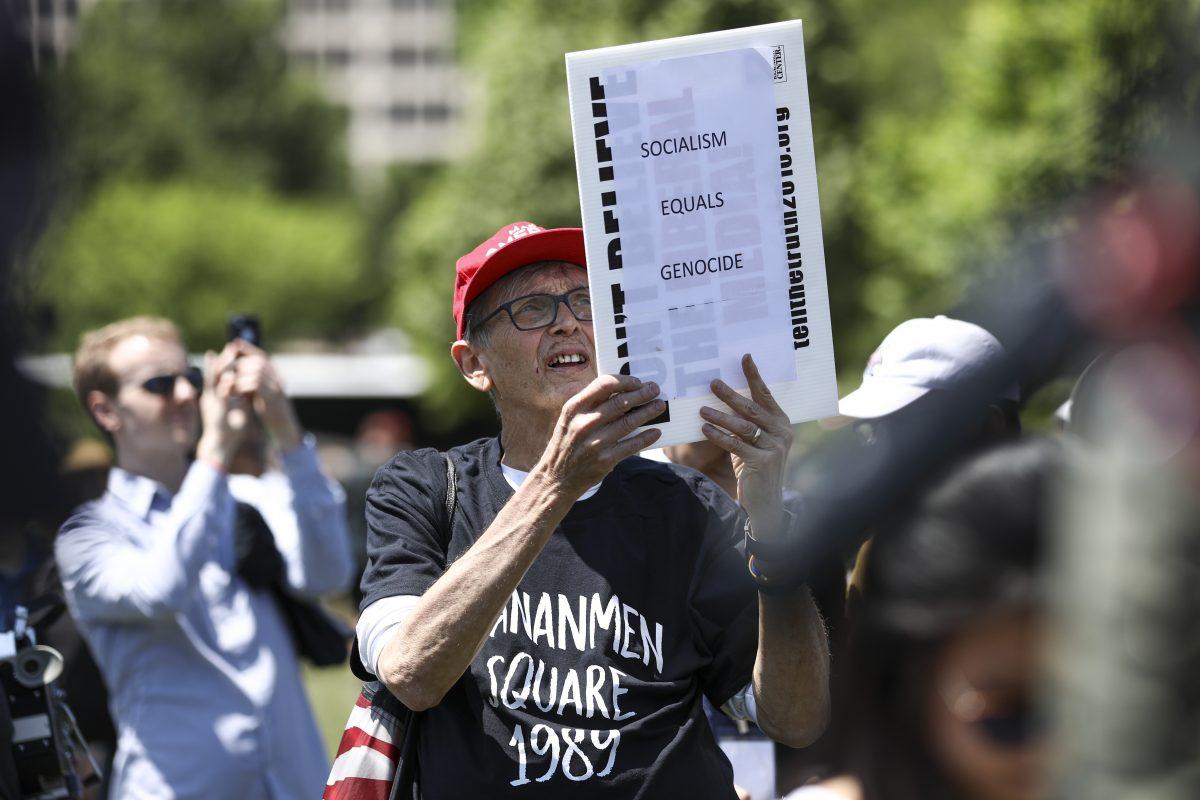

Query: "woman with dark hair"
left=787, top=438, right=1061, bottom=800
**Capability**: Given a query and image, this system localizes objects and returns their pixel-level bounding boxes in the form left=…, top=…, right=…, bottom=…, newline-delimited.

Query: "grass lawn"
left=303, top=662, right=366, bottom=758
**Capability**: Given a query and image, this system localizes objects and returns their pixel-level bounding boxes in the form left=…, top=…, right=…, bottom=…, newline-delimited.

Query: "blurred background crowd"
left=2, top=0, right=1199, bottom=798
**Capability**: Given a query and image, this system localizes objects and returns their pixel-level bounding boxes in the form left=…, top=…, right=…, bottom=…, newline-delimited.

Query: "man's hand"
left=700, top=356, right=829, bottom=747
left=229, top=339, right=303, bottom=452
left=380, top=374, right=663, bottom=712
left=699, top=354, right=793, bottom=538
left=534, top=374, right=665, bottom=499
left=195, top=345, right=250, bottom=469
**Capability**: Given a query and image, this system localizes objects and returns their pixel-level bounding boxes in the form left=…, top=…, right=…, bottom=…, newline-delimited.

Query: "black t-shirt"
left=361, top=437, right=759, bottom=799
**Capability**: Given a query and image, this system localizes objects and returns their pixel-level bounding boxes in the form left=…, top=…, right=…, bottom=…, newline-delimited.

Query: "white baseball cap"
left=837, top=316, right=1019, bottom=420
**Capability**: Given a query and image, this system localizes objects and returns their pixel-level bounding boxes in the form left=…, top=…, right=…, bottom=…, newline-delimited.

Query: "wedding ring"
left=750, top=426, right=763, bottom=445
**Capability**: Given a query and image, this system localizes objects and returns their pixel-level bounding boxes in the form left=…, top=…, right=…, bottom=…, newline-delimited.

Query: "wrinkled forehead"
left=492, top=260, right=587, bottom=304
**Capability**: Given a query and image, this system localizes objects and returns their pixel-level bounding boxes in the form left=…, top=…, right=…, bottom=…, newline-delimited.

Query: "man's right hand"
left=534, top=374, right=665, bottom=498
left=195, top=345, right=249, bottom=469
left=379, top=375, right=663, bottom=712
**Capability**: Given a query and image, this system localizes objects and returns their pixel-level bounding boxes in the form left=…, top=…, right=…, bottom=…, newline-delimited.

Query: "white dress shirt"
left=56, top=439, right=354, bottom=800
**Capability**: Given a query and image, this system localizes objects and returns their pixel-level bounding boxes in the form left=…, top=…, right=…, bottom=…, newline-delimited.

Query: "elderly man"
left=56, top=317, right=354, bottom=799
left=355, top=222, right=829, bottom=798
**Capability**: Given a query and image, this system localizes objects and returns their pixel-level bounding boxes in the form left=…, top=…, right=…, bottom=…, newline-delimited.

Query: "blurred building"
left=13, top=0, right=462, bottom=170
left=282, top=0, right=462, bottom=168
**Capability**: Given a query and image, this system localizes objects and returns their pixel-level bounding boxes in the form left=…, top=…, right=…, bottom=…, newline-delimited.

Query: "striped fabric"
left=323, top=690, right=403, bottom=800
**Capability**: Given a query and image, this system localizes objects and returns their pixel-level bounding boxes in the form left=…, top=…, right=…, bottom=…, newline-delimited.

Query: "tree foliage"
left=39, top=181, right=363, bottom=352
left=52, top=0, right=347, bottom=201
left=844, top=0, right=1198, bottom=360
left=35, top=0, right=380, bottom=353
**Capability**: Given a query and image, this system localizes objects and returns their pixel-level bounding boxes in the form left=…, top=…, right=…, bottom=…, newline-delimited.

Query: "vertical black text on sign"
left=777, top=107, right=809, bottom=349
left=591, top=75, right=670, bottom=423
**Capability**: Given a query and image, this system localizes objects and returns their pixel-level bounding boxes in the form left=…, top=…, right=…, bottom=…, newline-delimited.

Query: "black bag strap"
left=442, top=451, right=458, bottom=537
left=389, top=452, right=457, bottom=800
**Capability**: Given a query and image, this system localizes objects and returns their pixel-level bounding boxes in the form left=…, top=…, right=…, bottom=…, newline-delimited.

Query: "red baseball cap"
left=453, top=221, right=586, bottom=339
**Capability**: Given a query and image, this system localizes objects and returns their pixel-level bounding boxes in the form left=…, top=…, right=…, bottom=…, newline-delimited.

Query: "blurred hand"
left=229, top=338, right=302, bottom=451
left=700, top=354, right=792, bottom=538
left=196, top=344, right=250, bottom=468
left=534, top=374, right=664, bottom=499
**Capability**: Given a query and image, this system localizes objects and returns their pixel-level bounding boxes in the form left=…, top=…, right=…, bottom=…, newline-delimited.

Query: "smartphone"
left=227, top=314, right=262, bottom=348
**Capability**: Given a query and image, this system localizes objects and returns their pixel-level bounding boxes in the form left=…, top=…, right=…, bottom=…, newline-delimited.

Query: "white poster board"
left=566, top=20, right=838, bottom=449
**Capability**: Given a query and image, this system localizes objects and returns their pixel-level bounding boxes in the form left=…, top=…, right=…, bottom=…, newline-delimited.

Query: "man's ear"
left=87, top=390, right=121, bottom=434
left=451, top=340, right=494, bottom=394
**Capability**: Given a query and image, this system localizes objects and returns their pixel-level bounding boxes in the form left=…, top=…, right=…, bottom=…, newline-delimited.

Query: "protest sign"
left=567, top=20, right=838, bottom=448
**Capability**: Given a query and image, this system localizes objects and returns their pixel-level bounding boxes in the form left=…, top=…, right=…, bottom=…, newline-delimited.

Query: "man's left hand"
left=700, top=354, right=792, bottom=539
left=230, top=339, right=303, bottom=452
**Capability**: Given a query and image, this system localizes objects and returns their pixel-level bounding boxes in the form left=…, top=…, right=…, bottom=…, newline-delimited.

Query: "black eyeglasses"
left=141, top=366, right=204, bottom=396
left=474, top=287, right=593, bottom=331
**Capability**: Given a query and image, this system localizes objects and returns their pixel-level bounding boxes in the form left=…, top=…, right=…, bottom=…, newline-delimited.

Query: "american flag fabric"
left=323, top=688, right=403, bottom=800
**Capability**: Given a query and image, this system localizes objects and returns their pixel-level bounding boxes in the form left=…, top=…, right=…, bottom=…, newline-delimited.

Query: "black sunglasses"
left=474, top=287, right=593, bottom=331
left=941, top=673, right=1041, bottom=749
left=141, top=366, right=203, bottom=396
left=973, top=703, right=1041, bottom=748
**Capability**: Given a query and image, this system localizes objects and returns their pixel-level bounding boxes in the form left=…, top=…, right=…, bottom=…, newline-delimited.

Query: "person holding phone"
left=56, top=316, right=354, bottom=799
